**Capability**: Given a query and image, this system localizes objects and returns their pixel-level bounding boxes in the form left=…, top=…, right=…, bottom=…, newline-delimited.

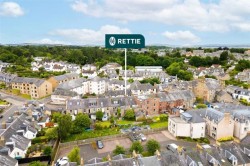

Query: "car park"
left=96, top=140, right=104, bottom=149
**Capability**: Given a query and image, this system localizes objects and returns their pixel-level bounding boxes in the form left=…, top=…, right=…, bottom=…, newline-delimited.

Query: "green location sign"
left=105, top=34, right=145, bottom=49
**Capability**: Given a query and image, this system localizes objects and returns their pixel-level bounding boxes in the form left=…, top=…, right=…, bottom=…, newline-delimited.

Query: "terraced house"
left=66, top=97, right=137, bottom=117
left=11, top=77, right=52, bottom=99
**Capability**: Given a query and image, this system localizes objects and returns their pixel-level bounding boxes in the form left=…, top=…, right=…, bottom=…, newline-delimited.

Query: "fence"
left=17, top=155, right=51, bottom=164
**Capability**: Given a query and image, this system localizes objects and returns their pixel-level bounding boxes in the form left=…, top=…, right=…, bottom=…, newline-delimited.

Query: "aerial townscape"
left=1, top=0, right=250, bottom=166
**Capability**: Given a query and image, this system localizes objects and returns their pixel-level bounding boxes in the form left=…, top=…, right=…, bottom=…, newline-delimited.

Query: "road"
left=0, top=91, right=27, bottom=123
left=0, top=105, right=19, bottom=123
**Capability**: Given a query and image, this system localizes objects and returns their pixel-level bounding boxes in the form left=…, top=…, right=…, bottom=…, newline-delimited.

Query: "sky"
left=0, top=0, right=250, bottom=46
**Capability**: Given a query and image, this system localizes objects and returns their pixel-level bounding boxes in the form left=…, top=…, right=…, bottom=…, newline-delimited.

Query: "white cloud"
left=163, top=31, right=200, bottom=43
left=29, top=38, right=69, bottom=45
left=71, top=0, right=250, bottom=32
left=0, top=2, right=24, bottom=17
left=51, top=25, right=131, bottom=44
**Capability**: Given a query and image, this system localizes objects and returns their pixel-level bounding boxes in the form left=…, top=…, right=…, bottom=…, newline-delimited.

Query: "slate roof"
left=57, top=78, right=87, bottom=90
left=157, top=90, right=194, bottom=102
left=105, top=90, right=132, bottom=97
left=53, top=89, right=78, bottom=97
left=66, top=97, right=136, bottom=110
left=130, top=81, right=154, bottom=91
left=0, top=154, right=18, bottom=166
left=12, top=77, right=46, bottom=86
left=54, top=73, right=79, bottom=81
left=0, top=73, right=16, bottom=83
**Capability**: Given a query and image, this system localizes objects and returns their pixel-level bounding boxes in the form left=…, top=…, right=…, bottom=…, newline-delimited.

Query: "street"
left=0, top=105, right=19, bottom=123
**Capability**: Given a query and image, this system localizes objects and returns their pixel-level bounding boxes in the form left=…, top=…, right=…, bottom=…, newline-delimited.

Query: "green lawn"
left=116, top=120, right=135, bottom=125
left=149, top=121, right=168, bottom=129
left=21, top=94, right=32, bottom=100
left=0, top=99, right=8, bottom=105
left=96, top=121, right=111, bottom=128
left=63, top=128, right=120, bottom=142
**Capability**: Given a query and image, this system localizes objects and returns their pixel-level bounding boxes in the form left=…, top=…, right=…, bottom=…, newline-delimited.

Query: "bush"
left=43, top=146, right=52, bottom=156
left=36, top=129, right=46, bottom=137
left=113, top=145, right=126, bottom=155
left=217, top=136, right=234, bottom=142
left=124, top=109, right=135, bottom=121
left=146, top=139, right=160, bottom=155
left=130, top=141, right=143, bottom=153
left=159, top=114, right=168, bottom=122
left=95, top=123, right=103, bottom=130
left=68, top=147, right=80, bottom=164
left=31, top=136, right=48, bottom=144
left=196, top=104, right=207, bottom=109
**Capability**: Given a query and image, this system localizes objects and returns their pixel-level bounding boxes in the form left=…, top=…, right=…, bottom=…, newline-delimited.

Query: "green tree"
left=68, top=147, right=81, bottom=165
left=28, top=161, right=46, bottom=166
left=58, top=114, right=72, bottom=139
left=235, top=60, right=250, bottom=71
left=96, top=111, right=104, bottom=121
left=45, top=127, right=58, bottom=140
left=52, top=112, right=62, bottom=123
left=146, top=139, right=160, bottom=155
left=159, top=114, right=168, bottom=122
left=124, top=109, right=135, bottom=120
left=113, top=145, right=126, bottom=155
left=43, top=146, right=52, bottom=156
left=219, top=51, right=229, bottom=61
left=130, top=141, right=143, bottom=153
left=140, top=77, right=160, bottom=85
left=72, top=113, right=91, bottom=133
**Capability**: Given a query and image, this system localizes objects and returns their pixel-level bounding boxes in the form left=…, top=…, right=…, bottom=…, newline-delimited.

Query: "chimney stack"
left=2, top=121, right=6, bottom=129
left=155, top=150, right=161, bottom=160
left=80, top=158, right=84, bottom=166
left=0, top=136, right=5, bottom=146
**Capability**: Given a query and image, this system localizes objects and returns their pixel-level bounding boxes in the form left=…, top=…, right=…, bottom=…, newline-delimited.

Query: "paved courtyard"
left=57, top=130, right=197, bottom=162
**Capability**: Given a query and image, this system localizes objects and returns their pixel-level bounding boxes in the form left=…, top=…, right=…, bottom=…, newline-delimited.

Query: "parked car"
left=55, top=157, right=69, bottom=166
left=166, top=143, right=179, bottom=153
left=139, top=133, right=146, bottom=141
left=96, top=140, right=104, bottom=149
left=129, top=132, right=140, bottom=142
left=0, top=115, right=3, bottom=119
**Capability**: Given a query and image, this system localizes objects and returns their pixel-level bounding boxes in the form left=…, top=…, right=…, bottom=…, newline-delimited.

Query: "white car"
left=139, top=133, right=147, bottom=141
left=55, top=157, right=69, bottom=166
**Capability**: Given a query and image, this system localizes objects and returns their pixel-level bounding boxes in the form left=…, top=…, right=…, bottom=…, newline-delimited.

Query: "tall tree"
left=58, top=114, right=72, bottom=139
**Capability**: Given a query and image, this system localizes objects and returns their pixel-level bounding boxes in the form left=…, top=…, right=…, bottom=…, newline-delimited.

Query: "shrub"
left=43, top=146, right=52, bottom=156
left=146, top=139, right=160, bottom=155
left=130, top=141, right=143, bottom=153
left=159, top=114, right=168, bottom=122
left=31, top=136, right=48, bottom=144
left=113, top=145, right=126, bottom=155
left=68, top=147, right=80, bottom=165
left=196, top=104, right=207, bottom=109
left=217, top=136, right=234, bottom=142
